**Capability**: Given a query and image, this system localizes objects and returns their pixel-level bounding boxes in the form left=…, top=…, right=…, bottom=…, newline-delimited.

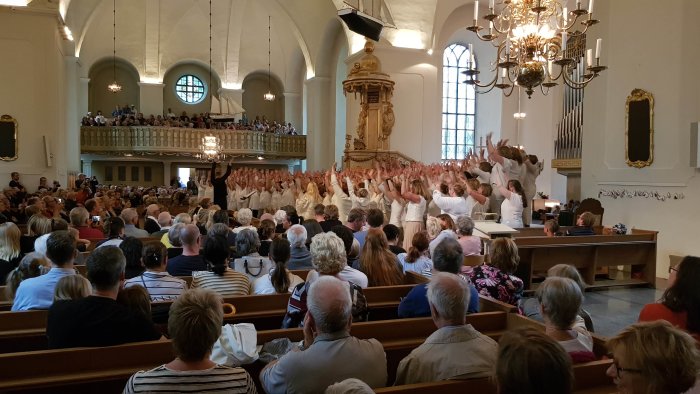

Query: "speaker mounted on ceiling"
left=337, top=8, right=383, bottom=42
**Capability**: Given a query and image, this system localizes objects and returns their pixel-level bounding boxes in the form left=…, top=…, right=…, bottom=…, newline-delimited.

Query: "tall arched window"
left=442, top=44, right=476, bottom=160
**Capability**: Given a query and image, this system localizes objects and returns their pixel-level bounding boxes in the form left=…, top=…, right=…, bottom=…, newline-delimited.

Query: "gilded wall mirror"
left=625, top=89, right=654, bottom=168
left=0, top=115, right=18, bottom=161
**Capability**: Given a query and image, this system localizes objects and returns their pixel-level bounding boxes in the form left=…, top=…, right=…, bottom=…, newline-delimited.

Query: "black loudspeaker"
left=337, top=8, right=383, bottom=41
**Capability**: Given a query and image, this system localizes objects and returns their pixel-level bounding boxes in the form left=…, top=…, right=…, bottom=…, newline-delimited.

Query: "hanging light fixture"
left=107, top=0, right=122, bottom=93
left=199, top=0, right=225, bottom=162
left=465, top=0, right=606, bottom=98
left=263, top=16, right=275, bottom=101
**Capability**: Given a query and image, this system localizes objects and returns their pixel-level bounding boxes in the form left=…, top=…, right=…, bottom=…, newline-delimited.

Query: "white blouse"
left=405, top=196, right=426, bottom=222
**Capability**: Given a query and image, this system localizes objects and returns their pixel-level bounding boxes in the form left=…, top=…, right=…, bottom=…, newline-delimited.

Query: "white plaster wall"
left=0, top=11, right=67, bottom=187
left=582, top=0, right=700, bottom=278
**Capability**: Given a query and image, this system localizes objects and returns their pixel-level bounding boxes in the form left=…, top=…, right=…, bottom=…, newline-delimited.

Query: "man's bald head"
left=179, top=224, right=200, bottom=247
left=307, top=276, right=352, bottom=334
left=146, top=204, right=160, bottom=217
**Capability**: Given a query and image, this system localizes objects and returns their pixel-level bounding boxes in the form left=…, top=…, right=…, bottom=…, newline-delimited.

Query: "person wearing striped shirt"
left=123, top=242, right=187, bottom=302
left=123, top=289, right=257, bottom=393
left=191, top=235, right=250, bottom=297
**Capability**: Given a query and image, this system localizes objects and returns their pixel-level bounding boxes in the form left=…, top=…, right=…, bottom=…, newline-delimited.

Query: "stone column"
left=63, top=57, right=81, bottom=176
left=304, top=77, right=331, bottom=171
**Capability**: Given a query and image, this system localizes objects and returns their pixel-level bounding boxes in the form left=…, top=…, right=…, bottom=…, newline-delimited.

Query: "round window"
left=175, top=75, right=206, bottom=104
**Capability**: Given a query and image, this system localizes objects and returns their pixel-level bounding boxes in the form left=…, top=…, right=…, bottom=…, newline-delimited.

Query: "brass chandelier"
left=465, top=0, right=606, bottom=98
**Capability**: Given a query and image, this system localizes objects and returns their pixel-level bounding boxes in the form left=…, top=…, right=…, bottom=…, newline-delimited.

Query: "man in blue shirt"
left=398, top=237, right=480, bottom=317
left=12, top=231, right=77, bottom=311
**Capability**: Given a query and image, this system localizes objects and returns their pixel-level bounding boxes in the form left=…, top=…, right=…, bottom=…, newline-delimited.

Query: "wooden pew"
left=0, top=312, right=613, bottom=394
left=510, top=229, right=658, bottom=289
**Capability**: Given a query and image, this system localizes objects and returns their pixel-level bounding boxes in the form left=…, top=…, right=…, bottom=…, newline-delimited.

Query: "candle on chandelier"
left=468, top=43, right=474, bottom=69
left=474, top=0, right=479, bottom=23
left=548, top=60, right=553, bottom=77
left=586, top=49, right=593, bottom=67
left=489, top=0, right=494, bottom=10
left=576, top=0, right=581, bottom=10
left=501, top=68, right=507, bottom=78
left=595, top=38, right=602, bottom=59
left=589, top=0, right=595, bottom=14
left=561, top=31, right=567, bottom=51
left=505, top=37, right=511, bottom=56
left=563, top=7, right=568, bottom=24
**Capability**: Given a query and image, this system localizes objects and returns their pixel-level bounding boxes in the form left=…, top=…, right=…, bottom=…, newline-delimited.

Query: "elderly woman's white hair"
left=455, top=215, right=475, bottom=236
left=325, top=378, right=373, bottom=394
left=237, top=208, right=253, bottom=226
left=426, top=216, right=442, bottom=240
left=273, top=209, right=287, bottom=225
left=427, top=272, right=470, bottom=322
left=537, top=277, right=582, bottom=330
left=172, top=213, right=192, bottom=225
left=287, top=224, right=307, bottom=248
left=310, top=232, right=347, bottom=275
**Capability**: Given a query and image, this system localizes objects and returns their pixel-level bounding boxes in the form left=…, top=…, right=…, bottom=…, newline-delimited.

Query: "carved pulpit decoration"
left=343, top=39, right=395, bottom=160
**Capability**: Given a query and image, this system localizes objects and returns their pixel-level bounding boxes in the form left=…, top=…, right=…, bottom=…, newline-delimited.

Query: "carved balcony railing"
left=80, top=127, right=307, bottom=160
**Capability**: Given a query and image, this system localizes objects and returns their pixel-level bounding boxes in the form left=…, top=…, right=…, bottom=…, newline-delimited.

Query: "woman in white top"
left=397, top=231, right=433, bottom=275
left=195, top=177, right=206, bottom=201
left=521, top=153, right=543, bottom=226
left=191, top=235, right=250, bottom=297
left=345, top=176, right=371, bottom=210
left=203, top=178, right=214, bottom=201
left=498, top=179, right=526, bottom=229
left=295, top=181, right=322, bottom=221
left=401, top=177, right=427, bottom=251
left=253, top=238, right=304, bottom=294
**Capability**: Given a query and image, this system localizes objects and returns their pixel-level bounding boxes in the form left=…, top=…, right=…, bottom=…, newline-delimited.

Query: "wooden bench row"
left=0, top=311, right=614, bottom=394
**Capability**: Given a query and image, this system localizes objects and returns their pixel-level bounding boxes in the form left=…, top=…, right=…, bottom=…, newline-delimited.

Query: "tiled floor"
left=582, top=286, right=664, bottom=338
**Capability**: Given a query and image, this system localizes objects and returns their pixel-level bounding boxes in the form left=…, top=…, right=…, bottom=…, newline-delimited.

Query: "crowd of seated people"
left=81, top=107, right=298, bottom=134
left=2, top=149, right=700, bottom=392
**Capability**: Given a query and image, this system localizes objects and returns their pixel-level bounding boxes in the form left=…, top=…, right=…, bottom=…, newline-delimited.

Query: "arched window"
left=175, top=75, right=206, bottom=104
left=442, top=44, right=476, bottom=160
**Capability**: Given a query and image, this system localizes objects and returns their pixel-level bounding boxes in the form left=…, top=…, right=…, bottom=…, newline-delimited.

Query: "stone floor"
left=582, top=286, right=664, bottom=338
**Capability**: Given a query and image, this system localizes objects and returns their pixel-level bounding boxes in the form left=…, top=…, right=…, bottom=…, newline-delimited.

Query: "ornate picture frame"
left=625, top=89, right=654, bottom=168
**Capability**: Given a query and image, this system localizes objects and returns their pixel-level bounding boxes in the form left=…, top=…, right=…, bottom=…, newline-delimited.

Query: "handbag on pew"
left=210, top=323, right=259, bottom=367
left=231, top=256, right=274, bottom=282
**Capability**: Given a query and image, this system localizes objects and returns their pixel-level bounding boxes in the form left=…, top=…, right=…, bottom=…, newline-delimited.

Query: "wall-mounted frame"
left=625, top=89, right=654, bottom=168
left=0, top=115, right=18, bottom=161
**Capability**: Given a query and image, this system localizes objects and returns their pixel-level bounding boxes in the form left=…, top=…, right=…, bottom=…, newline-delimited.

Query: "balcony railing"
left=80, top=127, right=306, bottom=160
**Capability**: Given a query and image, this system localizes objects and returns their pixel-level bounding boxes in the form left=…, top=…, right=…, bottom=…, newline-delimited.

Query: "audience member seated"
left=543, top=219, right=562, bottom=237
left=192, top=235, right=250, bottom=297
left=566, top=211, right=596, bottom=236
left=346, top=208, right=368, bottom=252
left=428, top=214, right=458, bottom=258
left=46, top=246, right=161, bottom=348
left=96, top=217, right=125, bottom=248
left=302, top=219, right=323, bottom=248
left=144, top=204, right=161, bottom=234
left=496, top=327, right=574, bottom=394
left=455, top=215, right=481, bottom=256
left=161, top=213, right=192, bottom=247
left=261, top=276, right=387, bottom=393
left=53, top=275, right=92, bottom=301
left=283, top=232, right=368, bottom=328
left=123, top=289, right=257, bottom=393
left=397, top=231, right=433, bottom=275
left=121, top=208, right=149, bottom=238
left=167, top=224, right=207, bottom=276
left=382, top=224, right=406, bottom=255
left=124, top=242, right=187, bottom=302
left=606, top=321, right=699, bottom=394
left=233, top=208, right=255, bottom=234
left=395, top=272, right=497, bottom=384
left=638, top=255, right=700, bottom=340
left=117, top=285, right=153, bottom=323
left=286, top=224, right=313, bottom=270
left=257, top=219, right=276, bottom=257
left=359, top=228, right=404, bottom=286
left=120, top=237, right=145, bottom=279
left=0, top=222, right=23, bottom=283
left=329, top=225, right=369, bottom=288
left=538, top=277, right=595, bottom=363
left=4, top=253, right=49, bottom=301
left=20, top=214, right=52, bottom=253
left=12, top=231, right=77, bottom=311
left=252, top=238, right=303, bottom=294
left=399, top=237, right=479, bottom=317
left=70, top=207, right=105, bottom=239
left=320, top=204, right=342, bottom=233
left=165, top=223, right=185, bottom=259
left=150, top=212, right=172, bottom=237
left=469, top=237, right=524, bottom=306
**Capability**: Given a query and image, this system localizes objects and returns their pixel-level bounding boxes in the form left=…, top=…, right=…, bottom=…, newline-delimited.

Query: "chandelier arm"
left=540, top=84, right=551, bottom=96
left=501, top=83, right=516, bottom=97
left=561, top=67, right=595, bottom=89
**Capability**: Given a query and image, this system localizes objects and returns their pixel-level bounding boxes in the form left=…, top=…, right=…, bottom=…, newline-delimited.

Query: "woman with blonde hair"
left=359, top=228, right=404, bottom=286
left=606, top=321, right=699, bottom=394
left=0, top=222, right=23, bottom=283
left=54, top=275, right=92, bottom=301
left=469, top=237, right=524, bottom=305
left=4, top=253, right=49, bottom=300
left=21, top=214, right=52, bottom=253
left=296, top=181, right=322, bottom=221
left=401, top=177, right=427, bottom=250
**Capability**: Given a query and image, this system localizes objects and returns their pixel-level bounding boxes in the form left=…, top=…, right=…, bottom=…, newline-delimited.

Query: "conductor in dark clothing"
left=211, top=161, right=232, bottom=210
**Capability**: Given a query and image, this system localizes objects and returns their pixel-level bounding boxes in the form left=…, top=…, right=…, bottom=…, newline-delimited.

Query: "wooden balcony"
left=80, top=127, right=306, bottom=160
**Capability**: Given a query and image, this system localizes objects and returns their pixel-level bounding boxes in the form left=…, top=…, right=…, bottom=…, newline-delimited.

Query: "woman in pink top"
left=455, top=216, right=481, bottom=256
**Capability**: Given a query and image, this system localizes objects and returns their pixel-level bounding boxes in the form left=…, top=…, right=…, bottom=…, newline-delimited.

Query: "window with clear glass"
left=175, top=75, right=206, bottom=104
left=442, top=44, right=476, bottom=160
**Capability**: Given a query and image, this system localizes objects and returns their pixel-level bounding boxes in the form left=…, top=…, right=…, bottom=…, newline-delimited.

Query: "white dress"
left=500, top=192, right=524, bottom=228
left=252, top=269, right=304, bottom=295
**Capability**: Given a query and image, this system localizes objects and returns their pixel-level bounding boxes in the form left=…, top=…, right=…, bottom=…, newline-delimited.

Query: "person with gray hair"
left=165, top=222, right=185, bottom=259
left=166, top=224, right=207, bottom=276
left=120, top=208, right=149, bottom=238
left=123, top=289, right=257, bottom=393
left=325, top=378, right=374, bottom=394
left=287, top=224, right=312, bottom=270
left=261, top=276, right=387, bottom=393
left=395, top=272, right=497, bottom=384
left=47, top=246, right=160, bottom=348
left=538, top=276, right=595, bottom=363
left=144, top=204, right=161, bottom=234
left=455, top=215, right=481, bottom=256
left=150, top=211, right=172, bottom=238
left=233, top=208, right=255, bottom=234
left=398, top=237, right=480, bottom=318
